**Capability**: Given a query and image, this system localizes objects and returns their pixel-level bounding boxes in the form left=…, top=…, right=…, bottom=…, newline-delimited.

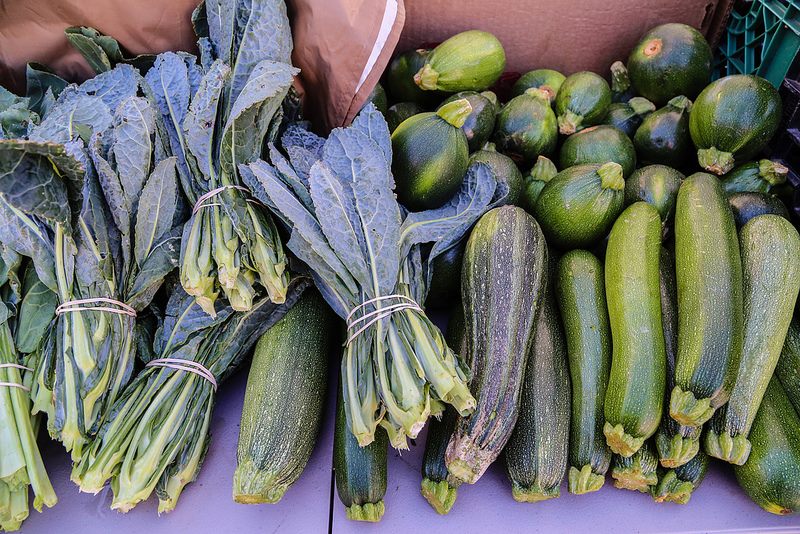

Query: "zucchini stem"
left=345, top=501, right=385, bottom=522
left=567, top=464, right=605, bottom=495
left=420, top=478, right=458, bottom=514
left=703, top=430, right=751, bottom=465
left=697, top=147, right=735, bottom=175
left=603, top=422, right=645, bottom=457
left=436, top=98, right=473, bottom=129
left=414, top=64, right=439, bottom=91
left=669, top=385, right=715, bottom=427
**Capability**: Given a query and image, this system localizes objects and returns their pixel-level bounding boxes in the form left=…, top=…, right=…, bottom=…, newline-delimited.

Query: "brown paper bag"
left=0, top=0, right=732, bottom=130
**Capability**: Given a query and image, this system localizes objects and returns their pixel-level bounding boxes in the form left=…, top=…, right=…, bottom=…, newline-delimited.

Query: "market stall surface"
left=20, top=364, right=800, bottom=534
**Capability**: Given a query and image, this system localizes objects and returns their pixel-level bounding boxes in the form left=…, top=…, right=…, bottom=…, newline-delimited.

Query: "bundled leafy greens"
left=242, top=104, right=496, bottom=448
left=72, top=278, right=309, bottom=513
left=144, top=0, right=297, bottom=315
left=0, top=65, right=184, bottom=460
left=0, top=253, right=57, bottom=531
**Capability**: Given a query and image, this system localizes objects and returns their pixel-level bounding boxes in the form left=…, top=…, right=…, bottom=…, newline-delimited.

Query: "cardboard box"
left=0, top=0, right=733, bottom=129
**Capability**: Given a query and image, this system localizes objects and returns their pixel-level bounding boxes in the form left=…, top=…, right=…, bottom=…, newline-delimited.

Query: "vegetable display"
left=603, top=202, right=665, bottom=457
left=689, top=75, right=782, bottom=175
left=2, top=8, right=800, bottom=530
left=234, top=289, right=334, bottom=503
left=705, top=215, right=800, bottom=465
left=446, top=206, right=547, bottom=484
left=556, top=250, right=612, bottom=494
left=0, top=260, right=57, bottom=530
left=627, top=23, right=712, bottom=105
left=243, top=105, right=494, bottom=449
left=503, top=266, right=571, bottom=502
left=671, top=173, right=743, bottom=426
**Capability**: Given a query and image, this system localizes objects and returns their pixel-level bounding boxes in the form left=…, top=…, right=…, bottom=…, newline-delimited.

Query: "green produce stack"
left=1, top=4, right=800, bottom=529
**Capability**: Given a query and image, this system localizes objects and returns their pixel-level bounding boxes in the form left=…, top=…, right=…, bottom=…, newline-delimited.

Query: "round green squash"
left=610, top=61, right=635, bottom=103
left=493, top=88, right=558, bottom=165
left=470, top=145, right=524, bottom=206
left=439, top=91, right=498, bottom=151
left=559, top=125, right=636, bottom=178
left=689, top=74, right=782, bottom=175
left=633, top=95, right=693, bottom=168
left=386, top=102, right=424, bottom=132
left=534, top=162, right=626, bottom=249
left=415, top=30, right=506, bottom=92
left=555, top=71, right=612, bottom=135
left=391, top=98, right=472, bottom=211
left=520, top=156, right=558, bottom=215
left=728, top=192, right=790, bottom=229
left=603, top=97, right=656, bottom=137
left=366, top=83, right=388, bottom=115
left=385, top=49, right=441, bottom=106
left=627, top=23, right=712, bottom=105
left=719, top=159, right=789, bottom=196
left=624, top=164, right=684, bottom=224
left=510, top=69, right=565, bottom=104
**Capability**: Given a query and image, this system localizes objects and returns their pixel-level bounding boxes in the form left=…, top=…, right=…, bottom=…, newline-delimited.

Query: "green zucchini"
left=776, top=318, right=800, bottom=414
left=511, top=69, right=565, bottom=104
left=689, top=74, right=782, bottom=175
left=386, top=102, right=424, bottom=132
left=633, top=95, right=693, bottom=168
left=624, top=165, right=684, bottom=226
left=652, top=450, right=709, bottom=504
left=671, top=173, right=743, bottom=427
left=469, top=145, right=524, bottom=206
left=559, top=125, right=636, bottom=178
left=610, top=61, right=635, bottom=103
left=415, top=30, right=505, bottom=92
left=234, top=290, right=334, bottom=504
left=705, top=215, right=800, bottom=465
left=385, top=49, right=440, bottom=106
left=556, top=250, right=612, bottom=494
left=426, top=241, right=466, bottom=308
left=366, top=83, right=388, bottom=115
left=334, top=381, right=388, bottom=522
left=720, top=159, right=789, bottom=196
left=503, top=271, right=570, bottom=502
left=733, top=378, right=800, bottom=515
left=447, top=206, right=547, bottom=484
left=421, top=304, right=467, bottom=514
left=439, top=91, right=498, bottom=151
left=611, top=442, right=659, bottom=492
left=534, top=162, right=626, bottom=250
left=729, top=192, right=790, bottom=229
left=421, top=407, right=461, bottom=514
left=655, top=248, right=701, bottom=468
left=603, top=97, right=656, bottom=137
left=520, top=156, right=557, bottom=215
left=603, top=202, right=665, bottom=456
left=555, top=71, right=612, bottom=135
left=493, top=88, right=558, bottom=165
left=627, top=23, right=712, bottom=105
left=391, top=98, right=471, bottom=211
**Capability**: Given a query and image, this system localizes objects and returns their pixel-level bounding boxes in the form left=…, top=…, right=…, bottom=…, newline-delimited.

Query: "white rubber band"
left=145, top=358, right=218, bottom=391
left=0, top=363, right=32, bottom=371
left=344, top=294, right=423, bottom=346
left=192, top=185, right=258, bottom=215
left=0, top=363, right=32, bottom=391
left=0, top=382, right=29, bottom=391
left=56, top=297, right=136, bottom=317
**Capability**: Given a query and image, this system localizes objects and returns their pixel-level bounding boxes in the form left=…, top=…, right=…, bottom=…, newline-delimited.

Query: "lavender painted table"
left=19, top=360, right=800, bottom=534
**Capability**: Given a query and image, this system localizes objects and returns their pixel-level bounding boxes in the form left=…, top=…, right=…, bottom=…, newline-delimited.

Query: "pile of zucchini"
left=233, top=23, right=799, bottom=522
left=327, top=22, right=800, bottom=520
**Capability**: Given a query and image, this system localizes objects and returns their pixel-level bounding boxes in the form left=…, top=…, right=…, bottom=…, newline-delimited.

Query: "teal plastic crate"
left=715, top=0, right=800, bottom=86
